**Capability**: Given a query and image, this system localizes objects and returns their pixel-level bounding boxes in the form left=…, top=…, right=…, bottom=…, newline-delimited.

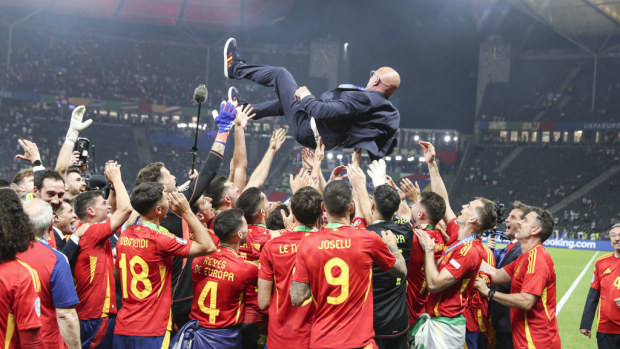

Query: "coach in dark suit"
left=224, top=38, right=400, bottom=159
left=488, top=201, right=531, bottom=349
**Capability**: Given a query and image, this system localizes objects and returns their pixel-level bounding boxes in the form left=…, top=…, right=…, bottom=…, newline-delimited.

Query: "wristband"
left=215, top=131, right=229, bottom=145
left=424, top=247, right=434, bottom=252
left=32, top=160, right=42, bottom=167
left=488, top=289, right=496, bottom=301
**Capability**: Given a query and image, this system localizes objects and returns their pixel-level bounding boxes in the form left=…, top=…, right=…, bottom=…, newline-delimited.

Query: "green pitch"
left=546, top=248, right=604, bottom=349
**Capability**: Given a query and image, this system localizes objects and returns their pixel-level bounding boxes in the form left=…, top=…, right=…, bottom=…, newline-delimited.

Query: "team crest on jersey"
left=176, top=237, right=188, bottom=245
left=34, top=297, right=41, bottom=317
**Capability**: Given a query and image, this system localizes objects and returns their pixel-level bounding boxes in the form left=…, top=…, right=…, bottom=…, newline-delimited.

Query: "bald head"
left=366, top=67, right=400, bottom=97
left=23, top=198, right=54, bottom=237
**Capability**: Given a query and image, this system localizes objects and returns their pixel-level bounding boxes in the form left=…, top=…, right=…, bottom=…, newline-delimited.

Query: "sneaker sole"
left=224, top=38, right=236, bottom=79
left=227, top=86, right=236, bottom=101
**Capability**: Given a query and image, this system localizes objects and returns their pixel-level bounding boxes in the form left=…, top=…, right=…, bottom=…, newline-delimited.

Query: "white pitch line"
left=556, top=251, right=599, bottom=315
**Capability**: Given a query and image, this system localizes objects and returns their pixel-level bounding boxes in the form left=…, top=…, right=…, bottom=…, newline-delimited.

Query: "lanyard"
left=437, top=234, right=478, bottom=265
left=418, top=223, right=435, bottom=231
left=294, top=225, right=317, bottom=232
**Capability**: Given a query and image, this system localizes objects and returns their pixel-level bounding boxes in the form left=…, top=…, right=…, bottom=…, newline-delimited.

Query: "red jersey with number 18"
left=258, top=228, right=316, bottom=348
left=591, top=253, right=620, bottom=334
left=190, top=246, right=258, bottom=328
left=114, top=222, right=192, bottom=336
left=504, top=244, right=560, bottom=349
left=293, top=225, right=396, bottom=348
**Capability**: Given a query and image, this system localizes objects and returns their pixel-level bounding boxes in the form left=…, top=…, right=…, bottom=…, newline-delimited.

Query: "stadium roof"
left=0, top=0, right=293, bottom=30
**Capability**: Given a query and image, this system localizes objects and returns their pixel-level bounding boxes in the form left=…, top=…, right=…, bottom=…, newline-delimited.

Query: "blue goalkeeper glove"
left=215, top=101, right=237, bottom=133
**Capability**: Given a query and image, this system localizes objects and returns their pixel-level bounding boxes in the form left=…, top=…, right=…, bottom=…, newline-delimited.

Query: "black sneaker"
left=224, top=38, right=244, bottom=79
left=227, top=86, right=248, bottom=106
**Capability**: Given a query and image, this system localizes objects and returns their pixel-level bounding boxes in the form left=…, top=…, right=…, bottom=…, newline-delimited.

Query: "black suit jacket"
left=489, top=242, right=522, bottom=333
left=300, top=87, right=400, bottom=158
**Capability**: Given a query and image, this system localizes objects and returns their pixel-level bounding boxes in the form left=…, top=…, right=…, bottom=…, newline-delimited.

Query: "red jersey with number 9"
left=114, top=223, right=192, bottom=336
left=190, top=246, right=258, bottom=328
left=293, top=225, right=396, bottom=348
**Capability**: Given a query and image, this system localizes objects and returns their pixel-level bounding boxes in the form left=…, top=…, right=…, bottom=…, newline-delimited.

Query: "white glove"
left=367, top=159, right=386, bottom=188
left=65, top=105, right=93, bottom=143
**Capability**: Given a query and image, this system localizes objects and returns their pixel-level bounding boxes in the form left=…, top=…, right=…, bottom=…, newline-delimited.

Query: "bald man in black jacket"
left=224, top=38, right=401, bottom=159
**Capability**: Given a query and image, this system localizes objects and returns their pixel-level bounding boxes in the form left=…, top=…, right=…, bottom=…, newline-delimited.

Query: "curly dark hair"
left=0, top=189, right=35, bottom=262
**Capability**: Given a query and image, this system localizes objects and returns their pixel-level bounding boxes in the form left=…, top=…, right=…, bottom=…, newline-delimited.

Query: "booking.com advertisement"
left=482, top=237, right=613, bottom=252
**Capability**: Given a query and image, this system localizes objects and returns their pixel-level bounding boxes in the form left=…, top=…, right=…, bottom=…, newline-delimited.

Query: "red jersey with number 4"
left=258, top=229, right=315, bottom=348
left=73, top=219, right=117, bottom=320
left=407, top=225, right=446, bottom=324
left=426, top=226, right=485, bottom=318
left=464, top=245, right=495, bottom=333
left=0, top=260, right=42, bottom=349
left=293, top=225, right=396, bottom=348
left=504, top=244, right=560, bottom=349
left=190, top=247, right=258, bottom=328
left=591, top=253, right=620, bottom=334
left=114, top=223, right=192, bottom=336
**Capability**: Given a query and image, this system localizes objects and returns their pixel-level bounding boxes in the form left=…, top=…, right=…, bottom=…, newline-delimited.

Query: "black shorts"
left=597, top=332, right=620, bottom=349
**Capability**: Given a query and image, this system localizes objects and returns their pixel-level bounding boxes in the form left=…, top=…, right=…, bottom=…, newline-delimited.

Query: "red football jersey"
left=351, top=217, right=367, bottom=229
left=591, top=253, right=620, bottom=334
left=114, top=222, right=192, bottom=336
left=504, top=244, right=560, bottom=349
left=190, top=246, right=258, bottom=328
left=258, top=228, right=316, bottom=348
left=293, top=224, right=396, bottom=348
left=406, top=226, right=446, bottom=324
left=238, top=224, right=271, bottom=322
left=0, top=260, right=42, bottom=349
left=73, top=219, right=117, bottom=320
left=464, top=245, right=495, bottom=333
left=425, top=229, right=485, bottom=318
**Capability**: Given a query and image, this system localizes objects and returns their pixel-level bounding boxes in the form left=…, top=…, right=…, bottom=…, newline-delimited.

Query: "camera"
left=74, top=137, right=90, bottom=167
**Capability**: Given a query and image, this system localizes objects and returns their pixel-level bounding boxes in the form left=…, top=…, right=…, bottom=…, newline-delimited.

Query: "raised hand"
left=269, top=128, right=287, bottom=152
left=104, top=161, right=122, bottom=184
left=235, top=103, right=255, bottom=130
left=346, top=164, right=366, bottom=190
left=419, top=141, right=436, bottom=164
left=290, top=169, right=310, bottom=194
left=314, top=137, right=325, bottom=164
left=15, top=139, right=42, bottom=164
left=351, top=148, right=362, bottom=168
left=301, top=148, right=315, bottom=170
left=215, top=101, right=238, bottom=133
left=66, top=105, right=93, bottom=142
left=328, top=165, right=347, bottom=182
left=367, top=159, right=387, bottom=188
left=400, top=178, right=421, bottom=202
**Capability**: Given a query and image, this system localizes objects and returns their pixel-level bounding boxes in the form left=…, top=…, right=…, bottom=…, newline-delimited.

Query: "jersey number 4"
left=118, top=254, right=166, bottom=299
left=324, top=257, right=350, bottom=305
left=614, top=276, right=620, bottom=290
left=198, top=281, right=221, bottom=324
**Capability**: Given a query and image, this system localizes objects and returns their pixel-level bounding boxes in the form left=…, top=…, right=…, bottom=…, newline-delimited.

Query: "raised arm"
left=104, top=162, right=132, bottom=232
left=246, top=128, right=286, bottom=189
left=182, top=101, right=237, bottom=205
left=413, top=228, right=458, bottom=292
left=420, top=141, right=456, bottom=222
left=56, top=106, right=92, bottom=178
left=310, top=137, right=327, bottom=194
left=348, top=165, right=373, bottom=225
left=168, top=191, right=216, bottom=257
left=228, top=104, right=254, bottom=192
